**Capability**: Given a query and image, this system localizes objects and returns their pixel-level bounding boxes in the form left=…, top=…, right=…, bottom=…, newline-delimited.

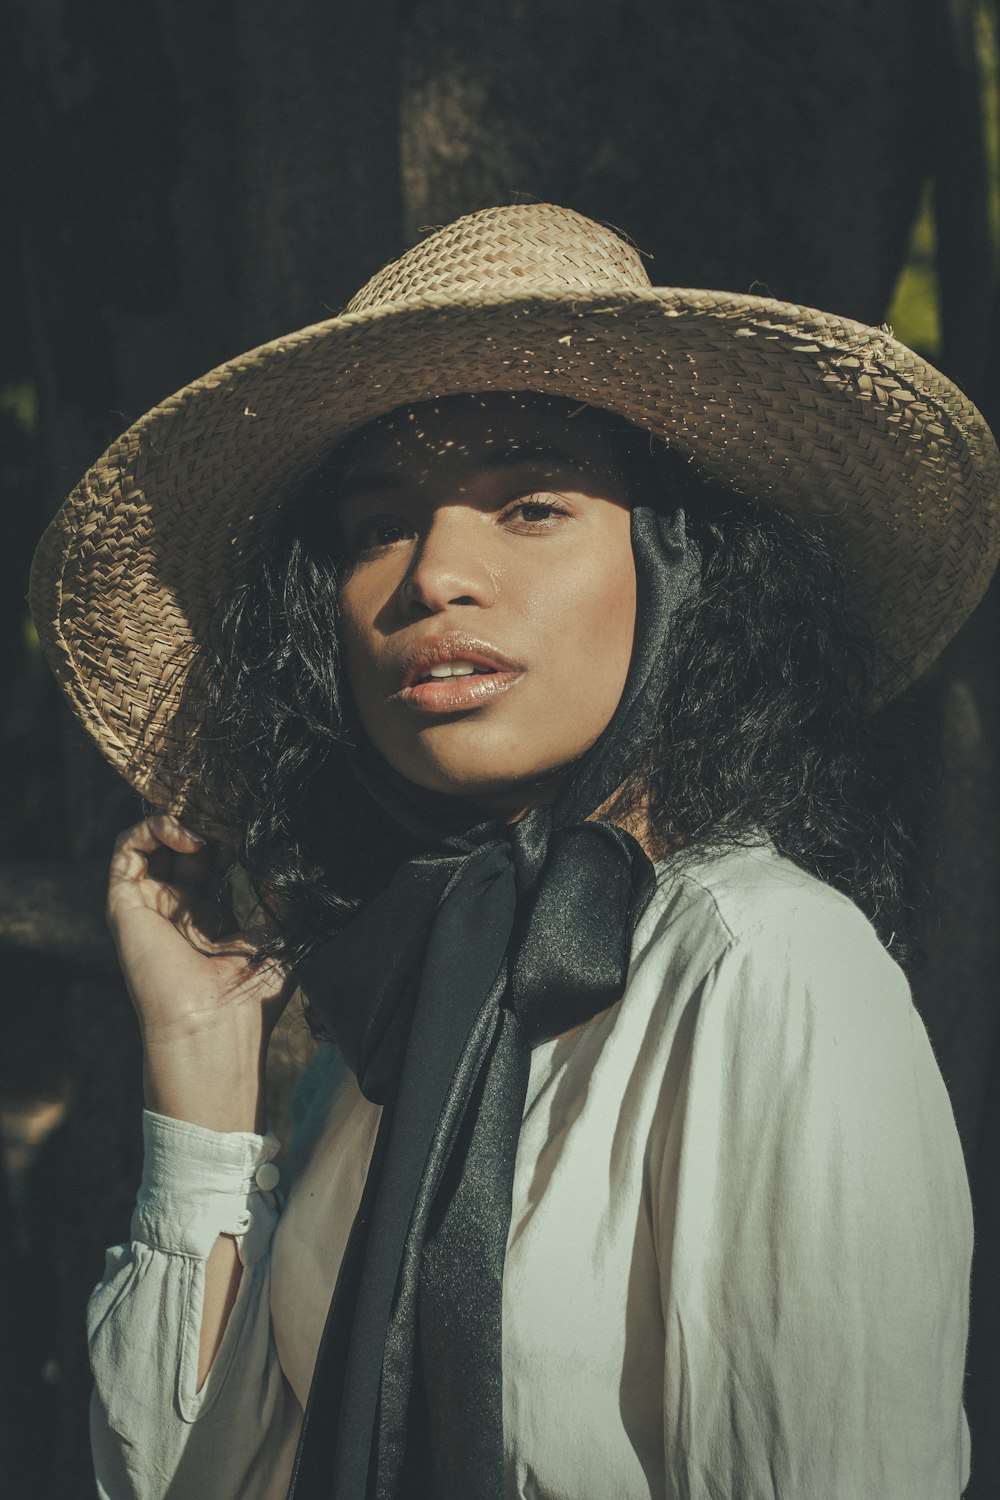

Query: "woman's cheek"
left=561, top=553, right=636, bottom=702
left=336, top=594, right=379, bottom=723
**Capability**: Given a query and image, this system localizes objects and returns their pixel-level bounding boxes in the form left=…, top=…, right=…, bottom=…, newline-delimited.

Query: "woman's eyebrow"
left=337, top=444, right=589, bottom=504
left=480, top=443, right=587, bottom=473
left=336, top=468, right=407, bottom=504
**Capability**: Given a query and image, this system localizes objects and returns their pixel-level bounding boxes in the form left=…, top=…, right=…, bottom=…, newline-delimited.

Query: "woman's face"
left=333, top=393, right=637, bottom=819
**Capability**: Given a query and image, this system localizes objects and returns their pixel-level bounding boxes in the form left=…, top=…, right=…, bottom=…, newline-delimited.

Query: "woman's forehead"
left=336, top=393, right=626, bottom=483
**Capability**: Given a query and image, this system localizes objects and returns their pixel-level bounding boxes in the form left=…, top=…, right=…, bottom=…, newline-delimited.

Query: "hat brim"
left=30, top=285, right=1000, bottom=807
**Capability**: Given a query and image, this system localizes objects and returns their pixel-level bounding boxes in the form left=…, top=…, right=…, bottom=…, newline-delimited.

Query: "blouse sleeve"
left=87, top=1111, right=302, bottom=1500
left=655, top=893, right=973, bottom=1500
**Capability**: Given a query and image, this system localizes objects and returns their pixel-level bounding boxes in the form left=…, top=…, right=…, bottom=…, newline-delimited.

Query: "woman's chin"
left=389, top=753, right=569, bottom=819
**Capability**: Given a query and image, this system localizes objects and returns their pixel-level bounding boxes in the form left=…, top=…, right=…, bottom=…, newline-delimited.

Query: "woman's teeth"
left=422, top=661, right=494, bottom=681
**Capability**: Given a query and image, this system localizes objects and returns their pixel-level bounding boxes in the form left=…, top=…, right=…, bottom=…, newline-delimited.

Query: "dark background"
left=1, top=1, right=998, bottom=1494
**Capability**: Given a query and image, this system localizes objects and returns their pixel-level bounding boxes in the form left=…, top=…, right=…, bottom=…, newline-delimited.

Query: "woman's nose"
left=398, top=508, right=497, bottom=615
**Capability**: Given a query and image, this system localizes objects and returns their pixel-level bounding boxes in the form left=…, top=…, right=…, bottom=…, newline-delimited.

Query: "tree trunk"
left=3, top=3, right=998, bottom=1492
left=401, top=0, right=931, bottom=322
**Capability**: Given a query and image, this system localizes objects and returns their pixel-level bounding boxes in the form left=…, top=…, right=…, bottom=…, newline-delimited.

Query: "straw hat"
left=30, top=201, right=1000, bottom=810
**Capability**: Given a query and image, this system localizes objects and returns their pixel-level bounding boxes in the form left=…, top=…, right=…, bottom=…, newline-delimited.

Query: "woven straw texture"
left=30, top=202, right=1000, bottom=809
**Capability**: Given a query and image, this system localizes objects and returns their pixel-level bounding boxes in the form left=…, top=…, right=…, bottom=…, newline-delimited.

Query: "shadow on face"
left=332, top=393, right=639, bottom=819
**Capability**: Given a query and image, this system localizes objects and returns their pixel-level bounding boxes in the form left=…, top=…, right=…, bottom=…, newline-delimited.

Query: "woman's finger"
left=111, top=875, right=244, bottom=947
left=110, top=813, right=207, bottom=888
left=146, top=811, right=207, bottom=855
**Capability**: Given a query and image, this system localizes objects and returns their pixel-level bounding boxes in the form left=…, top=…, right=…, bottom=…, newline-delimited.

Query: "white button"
left=255, top=1162, right=280, bottom=1191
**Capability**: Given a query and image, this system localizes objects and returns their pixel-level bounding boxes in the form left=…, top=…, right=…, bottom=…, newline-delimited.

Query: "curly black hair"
left=186, top=403, right=927, bottom=975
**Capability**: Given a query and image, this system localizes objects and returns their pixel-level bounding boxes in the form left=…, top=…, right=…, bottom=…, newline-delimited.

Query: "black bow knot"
left=299, top=808, right=653, bottom=1100
left=508, top=818, right=656, bottom=1043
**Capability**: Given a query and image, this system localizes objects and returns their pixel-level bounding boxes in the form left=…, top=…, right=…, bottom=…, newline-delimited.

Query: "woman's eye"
left=504, top=495, right=570, bottom=527
left=350, top=519, right=413, bottom=553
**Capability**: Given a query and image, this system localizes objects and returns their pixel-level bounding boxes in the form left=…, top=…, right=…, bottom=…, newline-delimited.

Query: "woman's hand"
left=108, top=812, right=293, bottom=1133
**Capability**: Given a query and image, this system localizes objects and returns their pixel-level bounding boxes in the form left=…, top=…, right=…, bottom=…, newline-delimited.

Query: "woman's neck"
left=479, top=780, right=667, bottom=862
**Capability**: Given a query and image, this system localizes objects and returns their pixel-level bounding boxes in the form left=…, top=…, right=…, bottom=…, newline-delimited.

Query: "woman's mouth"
left=390, top=640, right=525, bottom=714
left=395, top=669, right=524, bottom=714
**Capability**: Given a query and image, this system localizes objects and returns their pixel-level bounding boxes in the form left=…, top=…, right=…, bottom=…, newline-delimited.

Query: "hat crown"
left=346, top=202, right=652, bottom=314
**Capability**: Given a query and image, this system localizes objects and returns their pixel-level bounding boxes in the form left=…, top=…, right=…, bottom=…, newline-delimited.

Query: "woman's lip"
left=398, top=637, right=522, bottom=689
left=390, top=670, right=524, bottom=714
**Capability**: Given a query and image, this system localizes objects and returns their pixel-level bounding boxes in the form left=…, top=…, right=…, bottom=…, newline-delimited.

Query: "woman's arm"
left=106, top=813, right=293, bottom=1378
left=88, top=1112, right=301, bottom=1500
left=90, top=814, right=302, bottom=1497
left=656, top=891, right=973, bottom=1499
left=198, top=1238, right=243, bottom=1390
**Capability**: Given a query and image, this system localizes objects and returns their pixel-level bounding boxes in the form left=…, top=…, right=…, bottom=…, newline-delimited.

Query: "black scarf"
left=286, top=498, right=698, bottom=1500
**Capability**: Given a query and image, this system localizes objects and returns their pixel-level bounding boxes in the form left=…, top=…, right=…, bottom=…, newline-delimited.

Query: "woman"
left=31, top=203, right=996, bottom=1499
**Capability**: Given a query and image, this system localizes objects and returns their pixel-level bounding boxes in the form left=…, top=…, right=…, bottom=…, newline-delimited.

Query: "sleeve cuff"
left=131, top=1110, right=282, bottom=1264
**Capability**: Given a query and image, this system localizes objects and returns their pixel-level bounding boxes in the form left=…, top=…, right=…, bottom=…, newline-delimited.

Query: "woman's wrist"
left=141, top=1020, right=269, bottom=1135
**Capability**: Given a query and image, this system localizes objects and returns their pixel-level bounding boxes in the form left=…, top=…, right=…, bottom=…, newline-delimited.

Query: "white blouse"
left=88, top=843, right=973, bottom=1500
